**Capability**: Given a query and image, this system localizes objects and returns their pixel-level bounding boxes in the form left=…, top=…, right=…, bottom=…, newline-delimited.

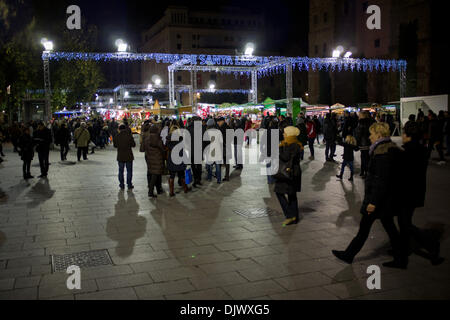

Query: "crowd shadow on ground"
left=106, top=191, right=147, bottom=258
left=150, top=167, right=243, bottom=264
left=25, top=178, right=55, bottom=209
left=335, top=180, right=362, bottom=228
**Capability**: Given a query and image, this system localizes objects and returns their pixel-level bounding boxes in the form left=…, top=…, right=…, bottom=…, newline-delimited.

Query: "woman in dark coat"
left=332, top=122, right=405, bottom=267
left=166, top=124, right=189, bottom=196
left=55, top=122, right=71, bottom=161
left=274, top=126, right=303, bottom=227
left=18, top=127, right=34, bottom=180
left=143, top=125, right=165, bottom=198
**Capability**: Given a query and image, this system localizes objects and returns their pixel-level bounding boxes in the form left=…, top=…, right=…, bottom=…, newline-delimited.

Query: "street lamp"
left=244, top=42, right=255, bottom=56
left=115, top=39, right=128, bottom=52
left=152, top=75, right=162, bottom=86
left=207, top=80, right=216, bottom=91
left=124, top=91, right=129, bottom=98
left=41, top=38, right=54, bottom=51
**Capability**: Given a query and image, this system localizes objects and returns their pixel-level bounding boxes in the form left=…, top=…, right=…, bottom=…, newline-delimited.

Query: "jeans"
left=360, top=150, right=370, bottom=175
left=308, top=138, right=315, bottom=157
left=206, top=163, right=221, bottom=182
left=77, top=147, right=88, bottom=161
left=22, top=159, right=31, bottom=177
left=234, top=143, right=243, bottom=168
left=147, top=173, right=160, bottom=193
left=192, top=164, right=202, bottom=184
left=340, top=160, right=354, bottom=176
left=38, top=150, right=49, bottom=176
left=276, top=192, right=299, bottom=219
left=60, top=143, right=69, bottom=160
left=118, top=161, right=133, bottom=187
left=266, top=161, right=275, bottom=184
left=325, top=142, right=336, bottom=160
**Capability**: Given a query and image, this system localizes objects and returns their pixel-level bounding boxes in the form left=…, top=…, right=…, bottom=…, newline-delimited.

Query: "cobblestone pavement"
left=0, top=137, right=449, bottom=300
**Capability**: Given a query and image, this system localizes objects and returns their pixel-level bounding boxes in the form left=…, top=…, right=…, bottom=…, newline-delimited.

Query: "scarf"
left=280, top=136, right=304, bottom=151
left=369, top=137, right=391, bottom=155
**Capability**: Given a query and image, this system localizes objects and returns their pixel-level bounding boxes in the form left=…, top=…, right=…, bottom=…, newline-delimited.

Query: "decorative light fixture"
left=41, top=38, right=54, bottom=51
left=245, top=43, right=255, bottom=56
left=344, top=51, right=352, bottom=58
left=152, top=75, right=162, bottom=86
left=115, top=39, right=128, bottom=52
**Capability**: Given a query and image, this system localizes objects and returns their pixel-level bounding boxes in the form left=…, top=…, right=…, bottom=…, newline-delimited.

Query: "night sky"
left=24, top=0, right=309, bottom=54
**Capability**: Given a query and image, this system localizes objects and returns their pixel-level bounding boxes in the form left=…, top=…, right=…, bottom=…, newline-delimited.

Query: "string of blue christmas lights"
left=43, top=52, right=407, bottom=74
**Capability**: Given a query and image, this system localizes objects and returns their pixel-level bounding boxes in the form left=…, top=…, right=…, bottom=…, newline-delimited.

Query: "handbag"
left=185, top=167, right=193, bottom=185
left=273, top=147, right=294, bottom=182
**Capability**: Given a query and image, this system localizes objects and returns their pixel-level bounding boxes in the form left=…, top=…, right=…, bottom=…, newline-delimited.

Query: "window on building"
left=314, top=15, right=318, bottom=25
left=177, top=43, right=182, bottom=50
left=210, top=74, right=217, bottom=81
left=323, top=43, right=327, bottom=55
left=177, top=76, right=182, bottom=82
left=324, top=12, right=328, bottom=23
left=192, top=44, right=196, bottom=48
left=374, top=38, right=380, bottom=48
left=314, top=45, right=319, bottom=55
left=192, top=34, right=196, bottom=40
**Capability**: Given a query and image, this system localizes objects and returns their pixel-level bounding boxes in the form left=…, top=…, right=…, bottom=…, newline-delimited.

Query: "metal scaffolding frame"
left=43, top=55, right=52, bottom=121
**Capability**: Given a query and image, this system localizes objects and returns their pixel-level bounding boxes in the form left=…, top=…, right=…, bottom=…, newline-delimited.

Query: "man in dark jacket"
left=113, top=124, right=136, bottom=190
left=217, top=117, right=231, bottom=181
left=233, top=117, right=245, bottom=170
left=384, top=122, right=443, bottom=267
left=33, top=122, right=52, bottom=178
left=323, top=113, right=338, bottom=162
left=55, top=123, right=71, bottom=161
left=187, top=116, right=204, bottom=188
left=355, top=111, right=375, bottom=177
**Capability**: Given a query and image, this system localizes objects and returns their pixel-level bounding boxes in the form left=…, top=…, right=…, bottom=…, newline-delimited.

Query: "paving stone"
left=82, top=265, right=134, bottom=280
left=0, top=278, right=15, bottom=291
left=96, top=273, right=153, bottom=290
left=199, top=259, right=260, bottom=275
left=38, top=279, right=98, bottom=299
left=149, top=266, right=206, bottom=283
left=0, top=267, right=31, bottom=279
left=130, top=259, right=182, bottom=273
left=274, top=272, right=334, bottom=291
left=76, top=287, right=137, bottom=300
left=0, top=287, right=38, bottom=300
left=188, top=271, right=249, bottom=290
left=214, top=239, right=261, bottom=251
left=228, top=246, right=279, bottom=259
left=179, top=252, right=237, bottom=266
left=222, top=280, right=286, bottom=300
left=166, top=288, right=232, bottom=300
left=6, top=255, right=51, bottom=269
left=14, top=276, right=42, bottom=289
left=134, top=280, right=195, bottom=299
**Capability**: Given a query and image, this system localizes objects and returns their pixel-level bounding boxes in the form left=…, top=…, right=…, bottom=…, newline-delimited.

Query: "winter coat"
left=167, top=133, right=187, bottom=172
left=18, top=134, right=34, bottom=161
left=274, top=136, right=303, bottom=195
left=338, top=142, right=359, bottom=161
left=33, top=128, right=52, bottom=152
left=306, top=121, right=316, bottom=139
left=295, top=122, right=308, bottom=146
left=113, top=130, right=136, bottom=162
left=74, top=127, right=91, bottom=148
left=400, top=141, right=428, bottom=208
left=144, top=126, right=165, bottom=174
left=187, top=121, right=205, bottom=164
left=323, top=117, right=337, bottom=143
left=355, top=118, right=374, bottom=150
left=218, top=123, right=232, bottom=162
left=55, top=127, right=71, bottom=145
left=361, top=140, right=402, bottom=218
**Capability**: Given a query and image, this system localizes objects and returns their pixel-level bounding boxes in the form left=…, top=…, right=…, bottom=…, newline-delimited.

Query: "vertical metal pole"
left=251, top=70, right=258, bottom=104
left=168, top=69, right=175, bottom=107
left=176, top=90, right=181, bottom=107
left=399, top=67, right=406, bottom=99
left=286, top=62, right=293, bottom=115
left=43, top=54, right=52, bottom=122
left=189, top=71, right=194, bottom=107
left=192, top=70, right=198, bottom=112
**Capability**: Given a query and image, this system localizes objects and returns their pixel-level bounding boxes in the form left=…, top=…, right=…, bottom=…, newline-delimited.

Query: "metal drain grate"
left=233, top=208, right=281, bottom=219
left=51, top=249, right=113, bottom=272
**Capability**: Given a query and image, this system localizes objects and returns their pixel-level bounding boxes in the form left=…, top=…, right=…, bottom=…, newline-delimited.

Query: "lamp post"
left=41, top=38, right=54, bottom=122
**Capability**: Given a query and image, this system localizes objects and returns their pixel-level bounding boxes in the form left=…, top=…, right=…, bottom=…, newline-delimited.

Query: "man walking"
left=114, top=124, right=136, bottom=190
left=74, top=122, right=91, bottom=162
left=33, top=122, right=52, bottom=178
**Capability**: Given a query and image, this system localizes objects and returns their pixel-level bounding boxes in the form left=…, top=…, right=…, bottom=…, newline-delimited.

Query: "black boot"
left=332, top=250, right=353, bottom=264
left=148, top=190, right=157, bottom=198
left=336, top=174, right=343, bottom=180
left=382, top=260, right=407, bottom=269
left=348, top=174, right=354, bottom=181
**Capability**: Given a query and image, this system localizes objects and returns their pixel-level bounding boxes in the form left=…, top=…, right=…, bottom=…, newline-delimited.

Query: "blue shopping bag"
left=185, top=168, right=193, bottom=185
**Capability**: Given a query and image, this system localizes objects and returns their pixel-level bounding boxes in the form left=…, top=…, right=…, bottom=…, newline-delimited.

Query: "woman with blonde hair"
left=336, top=135, right=359, bottom=181
left=332, top=122, right=405, bottom=268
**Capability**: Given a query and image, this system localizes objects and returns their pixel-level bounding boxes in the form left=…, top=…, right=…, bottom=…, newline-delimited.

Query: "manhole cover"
left=51, top=249, right=113, bottom=272
left=233, top=208, right=281, bottom=218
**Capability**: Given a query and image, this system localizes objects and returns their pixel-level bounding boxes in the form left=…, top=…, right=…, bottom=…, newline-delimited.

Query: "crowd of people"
left=0, top=108, right=448, bottom=269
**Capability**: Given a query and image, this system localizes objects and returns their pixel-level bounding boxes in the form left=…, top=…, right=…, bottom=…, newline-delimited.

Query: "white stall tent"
left=400, top=94, right=448, bottom=126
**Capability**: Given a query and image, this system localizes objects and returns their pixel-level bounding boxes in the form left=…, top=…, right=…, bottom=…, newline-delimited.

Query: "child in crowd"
left=336, top=135, right=359, bottom=181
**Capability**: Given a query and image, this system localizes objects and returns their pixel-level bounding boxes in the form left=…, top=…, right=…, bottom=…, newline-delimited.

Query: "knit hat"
left=284, top=126, right=300, bottom=137
left=207, top=119, right=215, bottom=127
